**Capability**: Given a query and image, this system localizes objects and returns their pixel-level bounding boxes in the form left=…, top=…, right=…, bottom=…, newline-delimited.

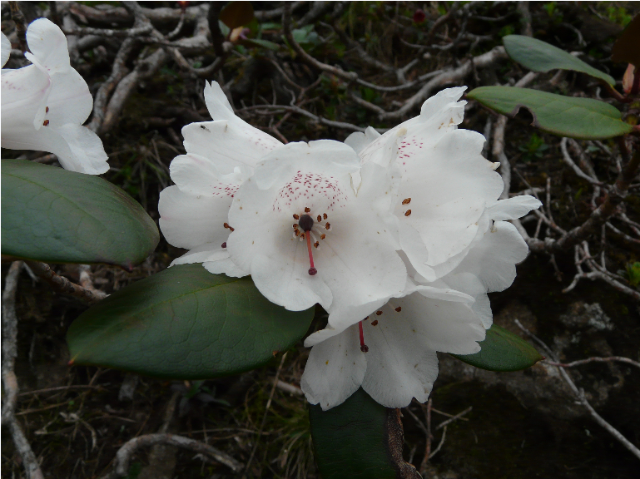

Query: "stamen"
left=221, top=242, right=227, bottom=248
left=376, top=310, right=383, bottom=316
left=395, top=306, right=402, bottom=312
left=359, top=321, right=369, bottom=353
left=293, top=214, right=300, bottom=220
left=325, top=222, right=331, bottom=230
left=306, top=233, right=317, bottom=275
left=317, top=215, right=322, bottom=222
left=404, top=210, right=412, bottom=217
left=43, top=120, right=49, bottom=126
left=323, top=213, right=328, bottom=219
left=371, top=320, right=379, bottom=326
left=320, top=234, right=326, bottom=240
left=402, top=198, right=411, bottom=205
left=304, top=207, right=311, bottom=213
left=314, top=241, right=319, bottom=248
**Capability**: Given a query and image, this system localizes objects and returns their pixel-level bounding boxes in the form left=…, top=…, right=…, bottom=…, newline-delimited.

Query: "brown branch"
left=545, top=357, right=640, bottom=370
left=25, top=261, right=107, bottom=304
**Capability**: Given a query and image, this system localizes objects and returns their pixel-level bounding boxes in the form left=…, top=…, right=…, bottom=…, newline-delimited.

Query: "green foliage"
left=503, top=35, right=615, bottom=85
left=468, top=86, right=633, bottom=139
left=622, top=262, right=640, bottom=287
left=607, top=6, right=633, bottom=27
left=67, top=264, right=315, bottom=379
left=519, top=133, right=550, bottom=161
left=1, top=160, right=158, bottom=269
left=451, top=324, right=544, bottom=371
left=309, top=389, right=406, bottom=479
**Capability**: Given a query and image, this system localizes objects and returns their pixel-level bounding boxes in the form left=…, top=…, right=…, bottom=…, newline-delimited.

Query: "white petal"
left=488, top=195, right=542, bottom=221
left=2, top=31, right=10, bottom=67
left=170, top=242, right=225, bottom=266
left=203, top=81, right=235, bottom=121
left=1, top=65, right=50, bottom=137
left=452, top=220, right=529, bottom=292
left=43, top=69, right=93, bottom=127
left=52, top=124, right=108, bottom=174
left=442, top=272, right=493, bottom=329
left=158, top=185, right=231, bottom=250
left=25, top=18, right=70, bottom=75
left=301, top=325, right=366, bottom=410
left=419, top=86, right=467, bottom=127
left=204, top=256, right=248, bottom=278
left=180, top=120, right=281, bottom=176
left=170, top=153, right=245, bottom=197
left=344, top=126, right=381, bottom=155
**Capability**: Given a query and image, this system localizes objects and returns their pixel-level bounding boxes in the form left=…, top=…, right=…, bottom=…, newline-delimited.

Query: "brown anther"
left=295, top=230, right=301, bottom=237
left=43, top=120, right=49, bottom=126
left=224, top=222, right=230, bottom=229
left=317, top=215, right=322, bottom=222
left=395, top=306, right=402, bottom=312
left=402, top=198, right=411, bottom=205
left=364, top=316, right=369, bottom=320
left=376, top=310, right=383, bottom=316
left=320, top=234, right=326, bottom=240
left=293, top=213, right=300, bottom=220
left=293, top=224, right=298, bottom=229
left=404, top=209, right=412, bottom=216
left=229, top=226, right=234, bottom=232
left=314, top=241, right=319, bottom=248
left=304, top=207, right=311, bottom=213
left=45, top=106, right=49, bottom=113
left=371, top=320, right=379, bottom=326
left=323, top=213, right=328, bottom=219
left=325, top=222, right=331, bottom=230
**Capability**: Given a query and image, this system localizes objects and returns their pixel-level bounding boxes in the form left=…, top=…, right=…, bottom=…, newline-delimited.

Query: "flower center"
left=292, top=208, right=331, bottom=276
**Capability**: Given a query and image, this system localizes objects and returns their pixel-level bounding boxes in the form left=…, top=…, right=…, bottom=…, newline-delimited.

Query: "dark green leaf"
left=451, top=324, right=543, bottom=371
left=242, top=38, right=280, bottom=51
left=1, top=160, right=158, bottom=269
left=612, top=14, right=640, bottom=67
left=504, top=35, right=615, bottom=85
left=219, top=1, right=254, bottom=29
left=468, top=87, right=633, bottom=139
left=309, top=388, right=420, bottom=479
left=67, top=264, right=314, bottom=379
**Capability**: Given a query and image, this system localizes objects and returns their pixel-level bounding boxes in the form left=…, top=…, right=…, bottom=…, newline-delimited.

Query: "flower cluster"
left=159, top=81, right=541, bottom=410
left=1, top=19, right=108, bottom=174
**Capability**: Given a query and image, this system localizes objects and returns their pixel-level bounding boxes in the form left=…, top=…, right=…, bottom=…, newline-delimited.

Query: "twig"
left=100, top=433, right=243, bottom=478
left=428, top=426, right=447, bottom=460
left=515, top=319, right=640, bottom=461
left=545, top=357, right=640, bottom=370
left=2, top=262, right=45, bottom=479
left=435, top=406, right=473, bottom=431
left=24, top=261, right=107, bottom=304
left=8, top=2, right=27, bottom=52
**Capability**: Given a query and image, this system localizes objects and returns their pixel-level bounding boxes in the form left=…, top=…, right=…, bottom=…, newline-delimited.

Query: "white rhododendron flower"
left=300, top=87, right=541, bottom=410
left=1, top=19, right=108, bottom=174
left=160, top=81, right=541, bottom=411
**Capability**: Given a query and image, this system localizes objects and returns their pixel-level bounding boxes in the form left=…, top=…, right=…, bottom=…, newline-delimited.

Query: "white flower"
left=160, top=81, right=407, bottom=328
left=226, top=140, right=407, bottom=327
left=1, top=19, right=108, bottom=174
left=159, top=81, right=283, bottom=277
left=300, top=87, right=542, bottom=410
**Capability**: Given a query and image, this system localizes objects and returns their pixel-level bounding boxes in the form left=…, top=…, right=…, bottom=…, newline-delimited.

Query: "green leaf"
left=1, top=160, right=158, bottom=269
left=467, top=86, right=633, bottom=139
left=612, top=13, right=640, bottom=67
left=242, top=38, right=280, bottom=51
left=219, top=1, right=254, bottom=29
left=504, top=35, right=615, bottom=85
left=309, top=388, right=420, bottom=479
left=451, top=324, right=543, bottom=371
left=67, top=264, right=314, bottom=379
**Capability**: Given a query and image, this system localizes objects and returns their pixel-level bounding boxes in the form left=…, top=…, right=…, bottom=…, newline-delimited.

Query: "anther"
left=376, top=310, right=383, bottom=316
left=293, top=213, right=300, bottom=220
left=325, top=222, right=331, bottom=230
left=224, top=223, right=230, bottom=229
left=320, top=234, right=326, bottom=240
left=323, top=213, right=328, bottom=219
left=371, top=320, right=379, bottom=326
left=45, top=106, right=49, bottom=113
left=221, top=242, right=227, bottom=248
left=395, top=306, right=402, bottom=312
left=314, top=241, right=319, bottom=248
left=317, top=215, right=322, bottom=222
left=43, top=120, right=49, bottom=126
left=304, top=207, right=311, bottom=213
left=404, top=209, right=412, bottom=217
left=402, top=198, right=411, bottom=205
left=359, top=321, right=369, bottom=353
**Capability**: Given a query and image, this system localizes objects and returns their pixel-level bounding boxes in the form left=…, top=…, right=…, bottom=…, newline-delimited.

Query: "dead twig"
left=545, top=357, right=640, bottom=370
left=24, top=261, right=107, bottom=304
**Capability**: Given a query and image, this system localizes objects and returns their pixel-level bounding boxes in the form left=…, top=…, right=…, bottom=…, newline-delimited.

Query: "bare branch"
left=25, top=261, right=108, bottom=304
